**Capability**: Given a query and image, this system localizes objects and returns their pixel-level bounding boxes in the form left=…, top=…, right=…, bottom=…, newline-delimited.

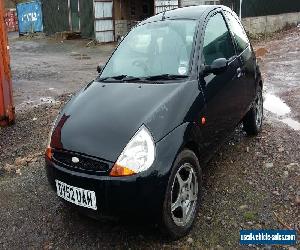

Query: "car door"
left=197, top=11, right=243, bottom=154
left=224, top=10, right=256, bottom=115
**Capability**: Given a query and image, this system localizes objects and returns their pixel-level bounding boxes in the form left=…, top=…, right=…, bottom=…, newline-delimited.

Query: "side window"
left=203, top=13, right=235, bottom=65
left=225, top=11, right=250, bottom=54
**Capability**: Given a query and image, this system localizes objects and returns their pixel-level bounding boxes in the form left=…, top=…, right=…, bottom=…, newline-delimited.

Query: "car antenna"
left=162, top=8, right=167, bottom=21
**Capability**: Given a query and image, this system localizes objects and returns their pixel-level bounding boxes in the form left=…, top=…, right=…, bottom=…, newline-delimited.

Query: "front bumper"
left=45, top=123, right=188, bottom=219
left=45, top=158, right=167, bottom=219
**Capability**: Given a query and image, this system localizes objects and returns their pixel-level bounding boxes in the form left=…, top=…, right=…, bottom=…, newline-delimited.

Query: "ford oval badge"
left=72, top=157, right=80, bottom=164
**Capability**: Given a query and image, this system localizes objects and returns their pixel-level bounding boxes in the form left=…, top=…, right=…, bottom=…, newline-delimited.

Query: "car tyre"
left=243, top=85, right=263, bottom=136
left=160, top=149, right=202, bottom=239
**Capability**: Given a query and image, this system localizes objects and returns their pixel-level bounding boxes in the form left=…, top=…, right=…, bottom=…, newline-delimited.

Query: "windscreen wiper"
left=98, top=75, right=150, bottom=83
left=145, top=74, right=188, bottom=81
left=97, top=75, right=128, bottom=82
left=98, top=74, right=186, bottom=83
left=121, top=76, right=149, bottom=82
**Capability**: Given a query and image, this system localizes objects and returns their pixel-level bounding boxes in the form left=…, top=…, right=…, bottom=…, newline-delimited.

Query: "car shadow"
left=57, top=201, right=171, bottom=247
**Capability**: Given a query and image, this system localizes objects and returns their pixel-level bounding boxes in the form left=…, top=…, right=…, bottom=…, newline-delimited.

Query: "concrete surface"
left=243, top=12, right=300, bottom=35
left=8, top=33, right=115, bottom=111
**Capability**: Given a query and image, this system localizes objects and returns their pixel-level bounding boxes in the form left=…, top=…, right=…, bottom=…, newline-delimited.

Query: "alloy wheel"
left=170, top=163, right=198, bottom=227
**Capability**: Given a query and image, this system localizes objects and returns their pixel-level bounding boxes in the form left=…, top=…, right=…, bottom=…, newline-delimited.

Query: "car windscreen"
left=100, top=20, right=197, bottom=80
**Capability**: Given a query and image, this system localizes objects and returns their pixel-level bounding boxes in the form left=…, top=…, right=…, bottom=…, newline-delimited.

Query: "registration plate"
left=55, top=180, right=97, bottom=210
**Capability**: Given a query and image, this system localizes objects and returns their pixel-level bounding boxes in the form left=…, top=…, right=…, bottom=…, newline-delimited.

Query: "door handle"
left=237, top=67, right=243, bottom=78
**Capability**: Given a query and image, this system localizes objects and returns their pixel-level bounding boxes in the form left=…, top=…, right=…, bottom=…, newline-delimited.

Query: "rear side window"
left=203, top=13, right=235, bottom=65
left=225, top=11, right=250, bottom=54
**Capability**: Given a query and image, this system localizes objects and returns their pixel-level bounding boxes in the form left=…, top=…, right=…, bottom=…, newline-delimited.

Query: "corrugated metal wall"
left=41, top=0, right=94, bottom=38
left=79, top=0, right=94, bottom=38
left=94, top=0, right=114, bottom=42
left=221, top=0, right=300, bottom=18
left=41, top=0, right=69, bottom=35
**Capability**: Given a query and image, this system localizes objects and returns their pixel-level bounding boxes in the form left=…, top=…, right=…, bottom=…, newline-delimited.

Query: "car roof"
left=139, top=5, right=231, bottom=25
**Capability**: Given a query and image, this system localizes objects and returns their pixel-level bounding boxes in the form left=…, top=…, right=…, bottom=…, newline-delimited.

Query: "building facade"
left=42, top=0, right=219, bottom=43
left=181, top=0, right=220, bottom=6
left=42, top=0, right=300, bottom=42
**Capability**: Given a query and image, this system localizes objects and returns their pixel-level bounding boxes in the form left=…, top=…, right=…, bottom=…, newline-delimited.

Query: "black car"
left=45, top=5, right=263, bottom=239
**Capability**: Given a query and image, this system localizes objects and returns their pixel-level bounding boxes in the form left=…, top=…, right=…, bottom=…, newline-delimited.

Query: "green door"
left=70, top=0, right=80, bottom=31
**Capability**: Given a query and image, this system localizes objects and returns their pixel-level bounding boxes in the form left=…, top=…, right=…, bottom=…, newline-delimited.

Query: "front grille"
left=52, top=150, right=110, bottom=173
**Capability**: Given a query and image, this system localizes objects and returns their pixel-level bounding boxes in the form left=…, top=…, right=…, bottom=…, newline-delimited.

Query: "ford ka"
left=45, top=5, right=263, bottom=239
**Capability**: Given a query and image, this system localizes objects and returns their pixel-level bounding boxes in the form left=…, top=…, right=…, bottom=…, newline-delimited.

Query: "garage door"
left=94, top=0, right=114, bottom=43
left=155, top=0, right=179, bottom=14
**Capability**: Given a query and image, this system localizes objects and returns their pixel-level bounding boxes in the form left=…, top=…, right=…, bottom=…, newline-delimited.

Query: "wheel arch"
left=155, top=122, right=204, bottom=178
left=183, top=141, right=201, bottom=166
left=258, top=79, right=263, bottom=89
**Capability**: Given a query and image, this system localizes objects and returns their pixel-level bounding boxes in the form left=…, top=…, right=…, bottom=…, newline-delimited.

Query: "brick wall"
left=115, top=20, right=129, bottom=40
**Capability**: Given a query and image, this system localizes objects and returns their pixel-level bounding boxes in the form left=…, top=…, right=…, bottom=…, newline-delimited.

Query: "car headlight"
left=110, top=125, right=155, bottom=177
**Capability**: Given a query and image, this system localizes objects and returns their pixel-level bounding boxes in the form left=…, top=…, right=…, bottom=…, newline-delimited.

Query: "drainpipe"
left=0, top=0, right=15, bottom=127
left=239, top=0, right=243, bottom=20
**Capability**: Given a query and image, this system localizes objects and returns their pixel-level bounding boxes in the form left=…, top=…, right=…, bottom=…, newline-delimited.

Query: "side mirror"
left=203, top=58, right=228, bottom=76
left=97, top=65, right=103, bottom=74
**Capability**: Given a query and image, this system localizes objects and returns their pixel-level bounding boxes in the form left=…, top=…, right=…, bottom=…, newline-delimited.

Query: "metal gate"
left=155, top=0, right=179, bottom=14
left=70, top=0, right=80, bottom=32
left=94, top=0, right=114, bottom=43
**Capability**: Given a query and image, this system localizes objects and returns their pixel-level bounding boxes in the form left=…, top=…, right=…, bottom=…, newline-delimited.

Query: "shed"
left=41, top=0, right=183, bottom=42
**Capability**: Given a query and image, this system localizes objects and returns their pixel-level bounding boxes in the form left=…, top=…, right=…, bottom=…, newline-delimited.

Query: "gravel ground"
left=8, top=32, right=114, bottom=110
left=0, top=28, right=299, bottom=249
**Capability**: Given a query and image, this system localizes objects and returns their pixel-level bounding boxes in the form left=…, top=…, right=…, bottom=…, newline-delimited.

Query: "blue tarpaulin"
left=17, top=1, right=43, bottom=34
